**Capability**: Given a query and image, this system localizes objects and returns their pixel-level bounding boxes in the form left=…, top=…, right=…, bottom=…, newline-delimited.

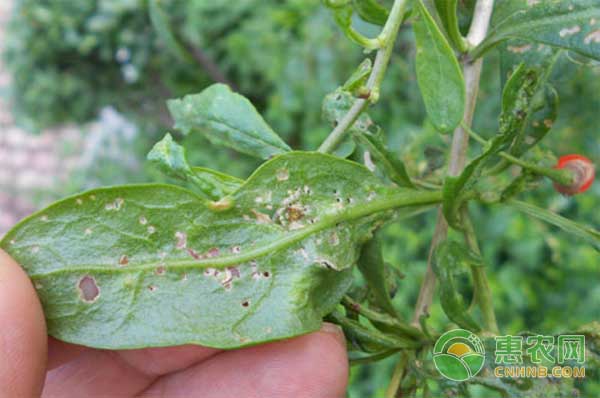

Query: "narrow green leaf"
left=357, top=235, right=397, bottom=316
left=442, top=65, right=540, bottom=228
left=168, top=84, right=291, bottom=160
left=323, top=0, right=379, bottom=49
left=353, top=132, right=414, bottom=188
left=473, top=0, right=600, bottom=61
left=147, top=133, right=236, bottom=200
left=352, top=0, right=390, bottom=26
left=0, top=152, right=440, bottom=349
left=342, top=58, right=372, bottom=95
left=413, top=0, right=465, bottom=133
left=434, top=0, right=468, bottom=51
left=432, top=240, right=482, bottom=332
left=508, top=199, right=600, bottom=251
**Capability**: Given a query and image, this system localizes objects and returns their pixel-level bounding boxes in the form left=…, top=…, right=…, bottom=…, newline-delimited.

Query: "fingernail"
left=319, top=322, right=346, bottom=347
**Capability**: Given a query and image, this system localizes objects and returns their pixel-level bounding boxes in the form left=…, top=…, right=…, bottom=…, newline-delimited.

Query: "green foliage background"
left=4, top=0, right=600, bottom=396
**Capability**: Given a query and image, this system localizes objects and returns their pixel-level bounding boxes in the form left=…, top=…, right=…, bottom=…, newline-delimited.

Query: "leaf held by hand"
left=0, top=152, right=402, bottom=350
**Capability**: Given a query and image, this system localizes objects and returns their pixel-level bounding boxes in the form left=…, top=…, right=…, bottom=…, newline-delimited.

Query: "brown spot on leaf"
left=584, top=29, right=600, bottom=44
left=119, top=255, right=129, bottom=266
left=251, top=209, right=272, bottom=224
left=188, top=248, right=201, bottom=259
left=241, top=300, right=250, bottom=308
left=78, top=276, right=100, bottom=302
left=148, top=285, right=157, bottom=292
left=207, top=247, right=220, bottom=258
left=155, top=266, right=166, bottom=275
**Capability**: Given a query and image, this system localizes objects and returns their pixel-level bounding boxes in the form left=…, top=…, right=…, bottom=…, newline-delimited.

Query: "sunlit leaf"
left=0, top=152, right=441, bottom=349
left=413, top=0, right=465, bottom=133
left=473, top=0, right=600, bottom=61
left=168, top=84, right=291, bottom=160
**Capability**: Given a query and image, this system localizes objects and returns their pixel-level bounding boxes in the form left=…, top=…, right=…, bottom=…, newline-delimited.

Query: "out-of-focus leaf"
left=442, top=65, right=539, bottom=228
left=1, top=152, right=436, bottom=349
left=352, top=0, right=389, bottom=26
left=473, top=0, right=600, bottom=61
left=434, top=0, right=467, bottom=51
left=147, top=133, right=241, bottom=200
left=433, top=240, right=482, bottom=332
left=168, top=84, right=291, bottom=160
left=508, top=199, right=600, bottom=251
left=413, top=0, right=465, bottom=133
left=353, top=132, right=414, bottom=188
left=148, top=0, right=191, bottom=62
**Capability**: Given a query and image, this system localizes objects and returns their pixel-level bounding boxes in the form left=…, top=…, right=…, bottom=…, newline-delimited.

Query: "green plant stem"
left=342, top=296, right=424, bottom=340
left=318, top=0, right=408, bottom=153
left=461, top=207, right=499, bottom=334
left=464, top=125, right=575, bottom=186
left=385, top=352, right=408, bottom=398
left=328, top=312, right=420, bottom=350
left=412, top=0, right=495, bottom=327
left=349, top=348, right=402, bottom=366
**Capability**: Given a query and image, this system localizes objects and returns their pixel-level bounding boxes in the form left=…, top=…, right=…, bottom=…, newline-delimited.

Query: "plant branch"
left=412, top=0, right=495, bottom=326
left=465, top=125, right=574, bottom=186
left=462, top=207, right=499, bottom=334
left=342, top=296, right=424, bottom=340
left=318, top=0, right=409, bottom=153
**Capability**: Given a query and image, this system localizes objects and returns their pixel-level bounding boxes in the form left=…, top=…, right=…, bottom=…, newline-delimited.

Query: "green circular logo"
left=433, top=329, right=485, bottom=381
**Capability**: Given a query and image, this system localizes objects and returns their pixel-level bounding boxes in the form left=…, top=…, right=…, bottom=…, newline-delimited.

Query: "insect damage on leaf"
left=0, top=152, right=416, bottom=350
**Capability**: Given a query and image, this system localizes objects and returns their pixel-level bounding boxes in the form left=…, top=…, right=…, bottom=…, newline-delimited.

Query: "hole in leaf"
left=78, top=276, right=100, bottom=302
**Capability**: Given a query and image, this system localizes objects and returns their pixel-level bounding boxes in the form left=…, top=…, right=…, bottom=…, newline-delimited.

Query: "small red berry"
left=553, top=154, right=595, bottom=195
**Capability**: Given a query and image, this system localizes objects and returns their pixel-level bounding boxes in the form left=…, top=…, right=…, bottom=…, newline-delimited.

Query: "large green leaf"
left=473, top=0, right=600, bottom=61
left=413, top=0, right=465, bottom=133
left=168, top=84, right=291, bottom=160
left=0, top=152, right=441, bottom=349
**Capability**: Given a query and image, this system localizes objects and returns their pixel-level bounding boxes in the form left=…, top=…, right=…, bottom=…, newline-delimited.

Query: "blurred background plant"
left=0, top=0, right=599, bottom=396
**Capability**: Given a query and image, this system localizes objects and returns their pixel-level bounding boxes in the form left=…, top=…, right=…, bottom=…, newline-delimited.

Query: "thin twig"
left=318, top=0, right=409, bottom=153
left=189, top=46, right=238, bottom=91
left=412, top=0, right=495, bottom=326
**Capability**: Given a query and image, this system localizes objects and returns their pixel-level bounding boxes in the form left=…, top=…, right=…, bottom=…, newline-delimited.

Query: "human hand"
left=0, top=249, right=348, bottom=397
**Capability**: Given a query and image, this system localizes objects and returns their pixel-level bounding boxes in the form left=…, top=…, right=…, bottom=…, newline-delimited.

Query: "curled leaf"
left=433, top=240, right=482, bottom=332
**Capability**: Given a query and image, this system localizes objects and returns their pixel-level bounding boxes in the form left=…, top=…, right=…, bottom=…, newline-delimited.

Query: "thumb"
left=0, top=249, right=47, bottom=397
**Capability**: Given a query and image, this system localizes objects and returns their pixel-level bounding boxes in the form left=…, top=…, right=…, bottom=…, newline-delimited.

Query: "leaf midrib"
left=28, top=190, right=442, bottom=279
